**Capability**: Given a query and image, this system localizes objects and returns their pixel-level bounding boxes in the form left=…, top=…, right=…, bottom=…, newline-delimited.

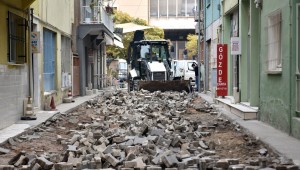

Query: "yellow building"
left=30, top=0, right=74, bottom=110
left=0, top=0, right=36, bottom=129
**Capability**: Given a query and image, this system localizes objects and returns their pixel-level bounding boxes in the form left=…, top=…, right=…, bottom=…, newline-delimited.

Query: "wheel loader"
left=127, top=30, right=191, bottom=92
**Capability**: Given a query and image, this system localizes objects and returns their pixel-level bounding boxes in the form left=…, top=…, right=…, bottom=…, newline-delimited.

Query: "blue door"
left=43, top=29, right=56, bottom=91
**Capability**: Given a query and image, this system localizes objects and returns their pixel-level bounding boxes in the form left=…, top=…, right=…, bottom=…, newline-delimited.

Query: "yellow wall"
left=38, top=0, right=74, bottom=35
left=0, top=4, right=7, bottom=64
left=0, top=2, right=30, bottom=65
left=30, top=0, right=74, bottom=107
left=31, top=1, right=40, bottom=16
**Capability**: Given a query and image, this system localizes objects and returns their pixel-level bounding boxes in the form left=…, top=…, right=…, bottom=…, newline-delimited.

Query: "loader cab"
left=138, top=40, right=170, bottom=64
left=127, top=40, right=172, bottom=80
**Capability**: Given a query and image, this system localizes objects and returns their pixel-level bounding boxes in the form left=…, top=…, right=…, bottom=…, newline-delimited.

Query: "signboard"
left=217, top=44, right=228, bottom=96
left=31, top=32, right=40, bottom=53
left=231, top=37, right=241, bottom=55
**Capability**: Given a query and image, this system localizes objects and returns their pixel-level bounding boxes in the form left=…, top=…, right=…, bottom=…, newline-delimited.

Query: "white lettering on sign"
left=216, top=44, right=228, bottom=96
left=217, top=46, right=224, bottom=83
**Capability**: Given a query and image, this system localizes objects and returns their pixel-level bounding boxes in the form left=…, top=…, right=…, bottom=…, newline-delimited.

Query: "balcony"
left=81, top=5, right=114, bottom=33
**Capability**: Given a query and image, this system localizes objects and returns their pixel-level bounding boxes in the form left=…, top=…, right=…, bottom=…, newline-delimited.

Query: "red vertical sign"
left=217, top=44, right=228, bottom=96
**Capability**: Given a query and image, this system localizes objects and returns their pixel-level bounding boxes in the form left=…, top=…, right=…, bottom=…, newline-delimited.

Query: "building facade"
left=0, top=0, right=36, bottom=129
left=74, top=0, right=114, bottom=96
left=218, top=0, right=300, bottom=139
left=115, top=0, right=197, bottom=60
left=259, top=0, right=300, bottom=139
left=203, top=0, right=222, bottom=94
left=221, top=0, right=260, bottom=106
left=30, top=0, right=74, bottom=110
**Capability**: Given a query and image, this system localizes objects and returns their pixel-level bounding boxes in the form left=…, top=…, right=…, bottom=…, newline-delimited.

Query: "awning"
left=115, top=23, right=153, bottom=33
left=113, top=33, right=124, bottom=48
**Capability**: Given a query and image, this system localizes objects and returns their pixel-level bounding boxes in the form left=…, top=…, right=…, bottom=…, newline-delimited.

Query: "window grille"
left=7, top=12, right=27, bottom=64
left=266, top=10, right=282, bottom=72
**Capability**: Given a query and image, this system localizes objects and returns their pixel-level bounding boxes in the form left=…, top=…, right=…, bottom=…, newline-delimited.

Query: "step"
left=216, top=98, right=258, bottom=120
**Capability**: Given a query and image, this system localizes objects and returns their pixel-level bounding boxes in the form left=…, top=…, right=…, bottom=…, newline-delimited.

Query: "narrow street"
left=0, top=90, right=296, bottom=169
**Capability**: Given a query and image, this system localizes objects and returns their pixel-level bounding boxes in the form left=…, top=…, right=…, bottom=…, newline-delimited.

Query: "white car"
left=171, top=60, right=198, bottom=81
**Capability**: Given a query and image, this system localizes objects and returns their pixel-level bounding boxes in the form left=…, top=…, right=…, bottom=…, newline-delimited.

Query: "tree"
left=106, top=11, right=164, bottom=60
left=185, top=34, right=198, bottom=59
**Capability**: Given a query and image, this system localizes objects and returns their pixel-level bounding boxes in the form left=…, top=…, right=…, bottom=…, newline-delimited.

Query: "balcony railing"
left=81, top=5, right=114, bottom=32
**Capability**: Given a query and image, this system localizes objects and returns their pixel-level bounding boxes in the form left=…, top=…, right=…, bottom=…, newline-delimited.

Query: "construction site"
left=0, top=89, right=298, bottom=170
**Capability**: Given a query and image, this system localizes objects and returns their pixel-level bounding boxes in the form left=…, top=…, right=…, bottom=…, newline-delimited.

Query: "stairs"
left=216, top=97, right=258, bottom=120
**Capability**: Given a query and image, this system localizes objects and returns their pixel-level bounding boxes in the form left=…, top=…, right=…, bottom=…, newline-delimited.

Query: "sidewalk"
left=0, top=90, right=108, bottom=144
left=199, top=92, right=300, bottom=166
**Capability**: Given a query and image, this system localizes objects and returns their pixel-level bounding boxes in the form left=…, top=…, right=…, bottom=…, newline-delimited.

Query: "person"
left=192, top=62, right=199, bottom=91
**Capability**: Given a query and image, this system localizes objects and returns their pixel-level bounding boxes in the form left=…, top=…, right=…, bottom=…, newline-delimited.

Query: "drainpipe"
left=197, top=0, right=201, bottom=92
left=28, top=8, right=34, bottom=103
left=204, top=0, right=208, bottom=93
left=258, top=2, right=261, bottom=120
left=289, top=0, right=292, bottom=135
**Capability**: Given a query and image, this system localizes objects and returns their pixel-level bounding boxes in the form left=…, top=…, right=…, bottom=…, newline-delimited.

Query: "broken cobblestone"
left=0, top=90, right=296, bottom=170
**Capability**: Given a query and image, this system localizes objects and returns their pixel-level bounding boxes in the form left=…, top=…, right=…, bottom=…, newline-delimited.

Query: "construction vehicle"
left=127, top=30, right=191, bottom=92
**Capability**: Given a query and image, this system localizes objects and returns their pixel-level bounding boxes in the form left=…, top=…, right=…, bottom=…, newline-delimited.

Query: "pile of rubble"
left=0, top=90, right=298, bottom=170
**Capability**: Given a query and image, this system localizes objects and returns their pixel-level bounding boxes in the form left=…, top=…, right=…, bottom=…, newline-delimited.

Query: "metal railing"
left=81, top=5, right=114, bottom=32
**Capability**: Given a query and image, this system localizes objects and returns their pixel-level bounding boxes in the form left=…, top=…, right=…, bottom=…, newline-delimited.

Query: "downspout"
left=204, top=0, right=208, bottom=93
left=197, top=0, right=201, bottom=92
left=289, top=0, right=292, bottom=135
left=258, top=2, right=262, bottom=120
left=28, top=8, right=34, bottom=103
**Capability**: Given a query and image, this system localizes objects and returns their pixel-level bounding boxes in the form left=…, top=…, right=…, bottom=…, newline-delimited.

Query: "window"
left=7, top=12, right=27, bottom=64
left=61, top=36, right=71, bottom=88
left=177, top=0, right=186, bottom=16
left=169, top=1, right=176, bottom=16
left=150, top=0, right=159, bottom=17
left=43, top=29, right=56, bottom=91
left=149, top=0, right=196, bottom=18
left=187, top=0, right=195, bottom=17
left=266, top=10, right=282, bottom=72
left=159, top=0, right=167, bottom=17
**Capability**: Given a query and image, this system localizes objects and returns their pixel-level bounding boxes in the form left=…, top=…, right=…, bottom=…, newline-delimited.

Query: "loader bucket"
left=138, top=80, right=191, bottom=92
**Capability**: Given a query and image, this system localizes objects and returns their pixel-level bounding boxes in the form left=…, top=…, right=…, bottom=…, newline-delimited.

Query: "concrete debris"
left=0, top=147, right=10, bottom=154
left=1, top=90, right=298, bottom=170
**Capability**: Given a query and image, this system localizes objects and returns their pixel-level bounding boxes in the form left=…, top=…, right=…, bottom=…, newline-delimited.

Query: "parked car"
left=171, top=60, right=198, bottom=81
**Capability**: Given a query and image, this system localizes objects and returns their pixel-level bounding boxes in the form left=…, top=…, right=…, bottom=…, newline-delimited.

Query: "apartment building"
left=0, top=0, right=36, bottom=129
left=114, top=0, right=197, bottom=60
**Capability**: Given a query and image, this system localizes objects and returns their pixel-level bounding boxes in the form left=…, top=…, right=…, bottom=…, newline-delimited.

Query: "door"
left=73, top=56, right=80, bottom=96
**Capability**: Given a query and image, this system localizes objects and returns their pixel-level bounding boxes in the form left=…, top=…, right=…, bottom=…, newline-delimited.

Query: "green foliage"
left=107, top=10, right=164, bottom=60
left=113, top=11, right=132, bottom=24
left=186, top=34, right=198, bottom=58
